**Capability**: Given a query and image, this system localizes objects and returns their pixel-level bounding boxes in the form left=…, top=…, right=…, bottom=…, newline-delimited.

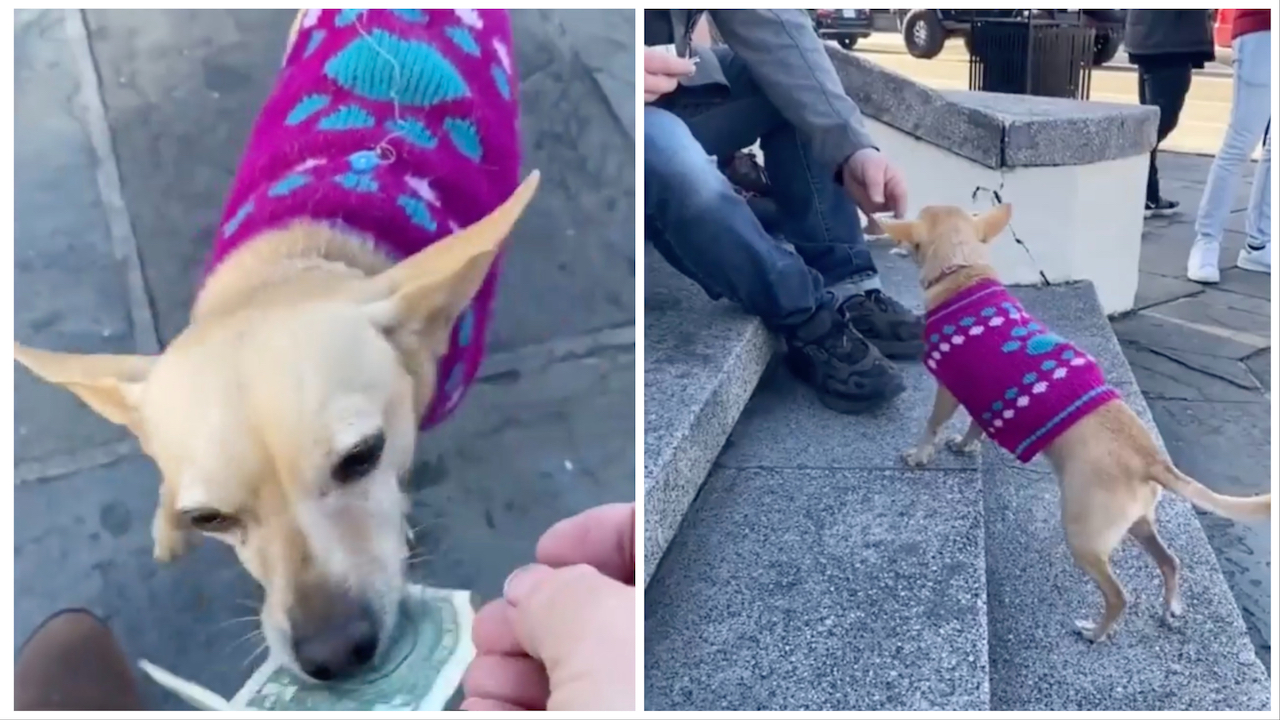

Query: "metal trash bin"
left=968, top=17, right=1096, bottom=100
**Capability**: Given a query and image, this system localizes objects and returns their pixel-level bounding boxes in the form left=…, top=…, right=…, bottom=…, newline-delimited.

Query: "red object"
left=1230, top=9, right=1271, bottom=41
left=1214, top=9, right=1235, bottom=47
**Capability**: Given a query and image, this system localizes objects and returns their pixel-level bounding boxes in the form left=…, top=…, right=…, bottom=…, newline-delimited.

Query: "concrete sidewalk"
left=13, top=9, right=635, bottom=709
left=1113, top=151, right=1271, bottom=670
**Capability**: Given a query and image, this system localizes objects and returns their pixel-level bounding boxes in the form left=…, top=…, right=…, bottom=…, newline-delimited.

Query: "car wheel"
left=1091, top=28, right=1121, bottom=66
left=838, top=36, right=857, bottom=50
left=902, top=9, right=946, bottom=59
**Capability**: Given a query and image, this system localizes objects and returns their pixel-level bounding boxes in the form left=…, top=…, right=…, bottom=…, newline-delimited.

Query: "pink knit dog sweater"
left=923, top=280, right=1121, bottom=462
left=202, top=9, right=521, bottom=429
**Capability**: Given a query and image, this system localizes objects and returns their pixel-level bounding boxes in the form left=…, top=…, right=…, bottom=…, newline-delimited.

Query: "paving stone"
left=1122, top=343, right=1264, bottom=402
left=1242, top=349, right=1269, bottom=390
left=1149, top=290, right=1269, bottom=343
left=1217, top=267, right=1272, bottom=300
left=1112, top=311, right=1260, bottom=361
left=646, top=467, right=989, bottom=711
left=1133, top=271, right=1203, bottom=311
left=14, top=9, right=137, bottom=465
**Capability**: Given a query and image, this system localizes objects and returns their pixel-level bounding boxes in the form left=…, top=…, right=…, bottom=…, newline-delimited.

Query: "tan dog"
left=15, top=9, right=539, bottom=681
left=882, top=204, right=1271, bottom=642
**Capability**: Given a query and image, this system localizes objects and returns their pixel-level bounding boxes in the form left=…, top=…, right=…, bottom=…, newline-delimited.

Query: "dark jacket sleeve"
left=708, top=9, right=877, bottom=173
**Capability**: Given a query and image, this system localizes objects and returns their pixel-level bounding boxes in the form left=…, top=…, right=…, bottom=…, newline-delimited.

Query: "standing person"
left=1124, top=10, right=1215, bottom=217
left=644, top=9, right=922, bottom=414
left=1187, top=9, right=1271, bottom=282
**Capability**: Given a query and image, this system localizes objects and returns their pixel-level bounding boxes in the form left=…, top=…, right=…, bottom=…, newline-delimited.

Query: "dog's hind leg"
left=1130, top=509, right=1184, bottom=623
left=902, top=384, right=960, bottom=467
left=1061, top=485, right=1136, bottom=642
left=1068, top=543, right=1128, bottom=643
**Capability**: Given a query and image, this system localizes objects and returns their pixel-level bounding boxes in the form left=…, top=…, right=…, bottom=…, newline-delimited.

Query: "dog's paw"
left=1074, top=618, right=1114, bottom=643
left=1162, top=597, right=1186, bottom=625
left=901, top=446, right=935, bottom=468
left=944, top=435, right=980, bottom=455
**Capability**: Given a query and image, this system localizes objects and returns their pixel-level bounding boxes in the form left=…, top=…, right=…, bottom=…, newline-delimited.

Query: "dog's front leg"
left=902, top=384, right=960, bottom=467
left=945, top=418, right=985, bottom=455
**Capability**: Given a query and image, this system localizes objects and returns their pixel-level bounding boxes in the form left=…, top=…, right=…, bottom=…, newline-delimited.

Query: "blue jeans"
left=1195, top=31, right=1271, bottom=251
left=644, top=47, right=879, bottom=329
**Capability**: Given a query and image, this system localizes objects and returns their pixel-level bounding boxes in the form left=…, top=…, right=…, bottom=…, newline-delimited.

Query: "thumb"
left=504, top=564, right=635, bottom=694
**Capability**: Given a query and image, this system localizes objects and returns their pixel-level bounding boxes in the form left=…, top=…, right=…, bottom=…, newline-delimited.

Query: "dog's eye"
left=334, top=431, right=386, bottom=484
left=185, top=509, right=238, bottom=533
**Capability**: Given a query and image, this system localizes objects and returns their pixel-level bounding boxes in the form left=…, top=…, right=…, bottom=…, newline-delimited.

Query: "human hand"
left=644, top=48, right=696, bottom=103
left=842, top=148, right=908, bottom=221
left=461, top=503, right=636, bottom=711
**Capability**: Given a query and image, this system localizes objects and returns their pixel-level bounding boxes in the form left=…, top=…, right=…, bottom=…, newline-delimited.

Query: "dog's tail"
left=1149, top=460, right=1271, bottom=522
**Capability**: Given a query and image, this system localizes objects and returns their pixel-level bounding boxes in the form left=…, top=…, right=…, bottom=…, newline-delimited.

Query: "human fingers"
left=505, top=564, right=636, bottom=710
left=462, top=653, right=550, bottom=711
left=536, top=503, right=635, bottom=584
left=883, top=165, right=909, bottom=219
left=460, top=698, right=524, bottom=711
left=643, top=49, right=696, bottom=77
left=472, top=598, right=523, bottom=656
left=644, top=72, right=680, bottom=102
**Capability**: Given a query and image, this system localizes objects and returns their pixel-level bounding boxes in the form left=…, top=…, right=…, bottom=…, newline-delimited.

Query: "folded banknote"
left=139, top=585, right=475, bottom=711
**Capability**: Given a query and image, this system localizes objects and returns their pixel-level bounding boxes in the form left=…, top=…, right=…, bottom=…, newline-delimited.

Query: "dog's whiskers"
left=215, top=615, right=260, bottom=630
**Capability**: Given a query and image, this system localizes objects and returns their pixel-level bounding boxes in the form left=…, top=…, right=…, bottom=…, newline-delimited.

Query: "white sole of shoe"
left=1236, top=254, right=1270, bottom=274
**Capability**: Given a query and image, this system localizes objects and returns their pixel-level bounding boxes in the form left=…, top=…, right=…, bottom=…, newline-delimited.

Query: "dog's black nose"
left=291, top=597, right=379, bottom=682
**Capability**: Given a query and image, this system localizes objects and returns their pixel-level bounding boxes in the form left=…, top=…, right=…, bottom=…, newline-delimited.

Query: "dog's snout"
left=291, top=594, right=379, bottom=681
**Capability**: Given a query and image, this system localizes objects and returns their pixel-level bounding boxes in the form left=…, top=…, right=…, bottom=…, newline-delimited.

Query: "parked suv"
left=809, top=8, right=874, bottom=50
left=894, top=9, right=1124, bottom=65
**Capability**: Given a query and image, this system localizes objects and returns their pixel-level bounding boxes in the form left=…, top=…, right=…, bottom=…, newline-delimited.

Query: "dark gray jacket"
left=1124, top=10, right=1214, bottom=57
left=652, top=9, right=877, bottom=173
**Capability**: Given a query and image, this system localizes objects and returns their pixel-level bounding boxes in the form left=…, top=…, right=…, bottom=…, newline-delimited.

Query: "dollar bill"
left=138, top=584, right=475, bottom=711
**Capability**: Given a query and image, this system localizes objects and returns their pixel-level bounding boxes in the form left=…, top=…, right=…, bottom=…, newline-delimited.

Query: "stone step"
left=983, top=282, right=1271, bottom=711
left=643, top=244, right=774, bottom=585
left=644, top=247, right=991, bottom=710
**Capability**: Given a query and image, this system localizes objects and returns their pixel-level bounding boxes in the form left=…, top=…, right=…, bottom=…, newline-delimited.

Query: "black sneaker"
left=784, top=304, right=906, bottom=414
left=1144, top=197, right=1180, bottom=218
left=720, top=150, right=771, bottom=198
left=839, top=290, right=925, bottom=360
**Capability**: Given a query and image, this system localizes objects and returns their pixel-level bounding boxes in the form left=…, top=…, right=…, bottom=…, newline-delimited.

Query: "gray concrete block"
left=14, top=10, right=137, bottom=464
left=645, top=467, right=989, bottom=711
left=643, top=248, right=773, bottom=584
left=984, top=283, right=1270, bottom=711
left=826, top=47, right=1157, bottom=169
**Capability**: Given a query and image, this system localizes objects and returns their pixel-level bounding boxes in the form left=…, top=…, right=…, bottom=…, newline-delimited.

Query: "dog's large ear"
left=13, top=344, right=154, bottom=430
left=976, top=203, right=1012, bottom=243
left=878, top=219, right=918, bottom=248
left=362, top=171, right=540, bottom=353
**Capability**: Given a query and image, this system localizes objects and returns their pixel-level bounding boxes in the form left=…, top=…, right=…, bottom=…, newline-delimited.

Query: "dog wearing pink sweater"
left=882, top=204, right=1269, bottom=645
left=15, top=9, right=540, bottom=680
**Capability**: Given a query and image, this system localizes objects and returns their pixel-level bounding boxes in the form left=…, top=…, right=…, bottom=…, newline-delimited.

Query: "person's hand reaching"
left=461, top=503, right=636, bottom=711
left=842, top=148, right=908, bottom=223
left=644, top=48, right=696, bottom=103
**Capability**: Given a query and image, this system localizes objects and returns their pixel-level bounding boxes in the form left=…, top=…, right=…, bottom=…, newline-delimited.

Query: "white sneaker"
left=1186, top=241, right=1221, bottom=283
left=1236, top=245, right=1271, bottom=274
